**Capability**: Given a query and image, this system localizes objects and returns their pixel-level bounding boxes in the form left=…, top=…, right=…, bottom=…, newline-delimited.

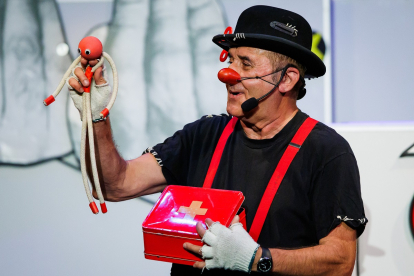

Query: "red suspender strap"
left=201, top=116, right=318, bottom=242
left=203, top=117, right=238, bottom=189
left=249, top=117, right=318, bottom=241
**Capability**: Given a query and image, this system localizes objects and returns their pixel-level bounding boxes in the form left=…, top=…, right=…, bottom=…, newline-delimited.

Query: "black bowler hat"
left=212, top=5, right=326, bottom=79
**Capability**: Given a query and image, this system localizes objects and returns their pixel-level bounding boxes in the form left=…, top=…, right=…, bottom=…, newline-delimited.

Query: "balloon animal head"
left=78, top=36, right=103, bottom=60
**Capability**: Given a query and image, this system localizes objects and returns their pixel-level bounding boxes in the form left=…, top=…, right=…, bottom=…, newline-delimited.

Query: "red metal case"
left=142, top=185, right=245, bottom=265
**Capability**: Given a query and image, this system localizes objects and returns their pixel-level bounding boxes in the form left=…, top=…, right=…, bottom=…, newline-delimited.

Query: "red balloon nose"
left=218, top=68, right=241, bottom=85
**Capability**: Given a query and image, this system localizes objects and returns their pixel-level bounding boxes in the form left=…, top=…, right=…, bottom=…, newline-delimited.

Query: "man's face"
left=226, top=47, right=280, bottom=118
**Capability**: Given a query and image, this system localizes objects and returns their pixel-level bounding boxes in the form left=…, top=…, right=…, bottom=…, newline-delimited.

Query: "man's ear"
left=279, top=67, right=300, bottom=93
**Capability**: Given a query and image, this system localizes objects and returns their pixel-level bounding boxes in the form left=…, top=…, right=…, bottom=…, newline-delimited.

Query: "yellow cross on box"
left=178, top=201, right=208, bottom=220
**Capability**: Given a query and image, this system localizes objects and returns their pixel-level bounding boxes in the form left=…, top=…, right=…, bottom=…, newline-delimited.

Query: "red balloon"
left=217, top=68, right=241, bottom=85
left=78, top=36, right=103, bottom=60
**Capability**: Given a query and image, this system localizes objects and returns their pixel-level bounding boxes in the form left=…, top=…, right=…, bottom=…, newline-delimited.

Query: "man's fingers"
left=231, top=215, right=240, bottom=225
left=68, top=77, right=84, bottom=93
left=205, top=218, right=213, bottom=227
left=79, top=57, right=105, bottom=86
left=80, top=57, right=89, bottom=69
left=89, top=59, right=99, bottom=67
left=183, top=242, right=202, bottom=256
left=93, top=67, right=106, bottom=86
left=193, top=261, right=206, bottom=270
left=74, top=67, right=89, bottom=87
left=80, top=57, right=100, bottom=68
left=196, top=221, right=207, bottom=238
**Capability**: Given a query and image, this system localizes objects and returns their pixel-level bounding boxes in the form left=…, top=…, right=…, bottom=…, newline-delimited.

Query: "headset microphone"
left=218, top=66, right=289, bottom=113
left=241, top=98, right=259, bottom=113
left=241, top=85, right=279, bottom=112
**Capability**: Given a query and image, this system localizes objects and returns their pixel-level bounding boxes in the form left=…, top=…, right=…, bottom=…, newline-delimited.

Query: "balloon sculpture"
left=43, top=36, right=118, bottom=214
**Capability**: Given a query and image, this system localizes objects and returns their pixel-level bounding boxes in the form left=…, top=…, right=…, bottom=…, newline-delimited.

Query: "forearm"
left=85, top=117, right=167, bottom=201
left=85, top=117, right=127, bottom=201
left=268, top=245, right=354, bottom=275
left=252, top=224, right=356, bottom=275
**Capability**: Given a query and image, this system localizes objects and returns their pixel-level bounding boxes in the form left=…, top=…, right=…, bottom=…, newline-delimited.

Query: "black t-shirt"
left=147, top=110, right=367, bottom=276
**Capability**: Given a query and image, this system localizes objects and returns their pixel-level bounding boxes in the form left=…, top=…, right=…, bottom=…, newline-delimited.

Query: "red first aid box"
left=142, top=185, right=245, bottom=265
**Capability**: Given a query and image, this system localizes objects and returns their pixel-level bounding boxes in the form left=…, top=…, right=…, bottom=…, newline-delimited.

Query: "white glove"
left=67, top=65, right=112, bottom=121
left=201, top=222, right=259, bottom=272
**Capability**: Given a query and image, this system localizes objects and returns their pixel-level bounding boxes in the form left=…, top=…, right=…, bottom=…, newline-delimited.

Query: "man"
left=68, top=5, right=367, bottom=275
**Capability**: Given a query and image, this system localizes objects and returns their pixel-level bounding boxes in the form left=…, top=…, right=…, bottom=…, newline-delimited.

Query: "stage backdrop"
left=1, top=0, right=414, bottom=275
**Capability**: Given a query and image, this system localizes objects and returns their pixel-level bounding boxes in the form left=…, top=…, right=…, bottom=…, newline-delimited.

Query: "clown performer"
left=67, top=6, right=367, bottom=275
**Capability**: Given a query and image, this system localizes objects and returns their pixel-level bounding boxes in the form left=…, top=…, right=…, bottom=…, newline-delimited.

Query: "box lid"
left=142, top=185, right=244, bottom=239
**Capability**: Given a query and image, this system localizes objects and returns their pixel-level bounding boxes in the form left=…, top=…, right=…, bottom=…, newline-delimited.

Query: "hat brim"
left=213, top=33, right=326, bottom=79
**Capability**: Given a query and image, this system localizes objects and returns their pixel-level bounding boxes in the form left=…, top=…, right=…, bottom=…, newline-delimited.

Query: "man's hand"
left=183, top=215, right=259, bottom=272
left=67, top=57, right=112, bottom=121
left=68, top=57, right=106, bottom=91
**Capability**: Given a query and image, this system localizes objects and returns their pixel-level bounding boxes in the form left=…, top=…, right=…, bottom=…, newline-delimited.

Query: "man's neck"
left=240, top=108, right=299, bottom=140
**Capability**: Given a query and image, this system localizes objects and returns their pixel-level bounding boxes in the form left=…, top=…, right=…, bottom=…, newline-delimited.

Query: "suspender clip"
left=289, top=142, right=301, bottom=149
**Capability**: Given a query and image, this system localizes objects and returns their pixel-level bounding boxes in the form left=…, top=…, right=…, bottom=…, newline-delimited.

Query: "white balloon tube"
left=92, top=56, right=105, bottom=72
left=85, top=91, right=107, bottom=213
left=80, top=93, right=98, bottom=214
left=100, top=52, right=118, bottom=118
left=43, top=56, right=81, bottom=106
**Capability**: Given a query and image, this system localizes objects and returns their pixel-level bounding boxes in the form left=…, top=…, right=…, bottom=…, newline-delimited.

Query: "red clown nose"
left=217, top=68, right=241, bottom=85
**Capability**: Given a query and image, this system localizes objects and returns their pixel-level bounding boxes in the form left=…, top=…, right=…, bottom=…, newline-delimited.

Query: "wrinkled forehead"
left=228, top=47, right=276, bottom=66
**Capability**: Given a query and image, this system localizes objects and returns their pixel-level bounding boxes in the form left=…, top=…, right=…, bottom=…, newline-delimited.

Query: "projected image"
left=0, top=0, right=72, bottom=165
left=0, top=0, right=226, bottom=165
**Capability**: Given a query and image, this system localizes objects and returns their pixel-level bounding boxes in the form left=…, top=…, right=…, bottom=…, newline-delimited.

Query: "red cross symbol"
left=178, top=201, right=208, bottom=220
